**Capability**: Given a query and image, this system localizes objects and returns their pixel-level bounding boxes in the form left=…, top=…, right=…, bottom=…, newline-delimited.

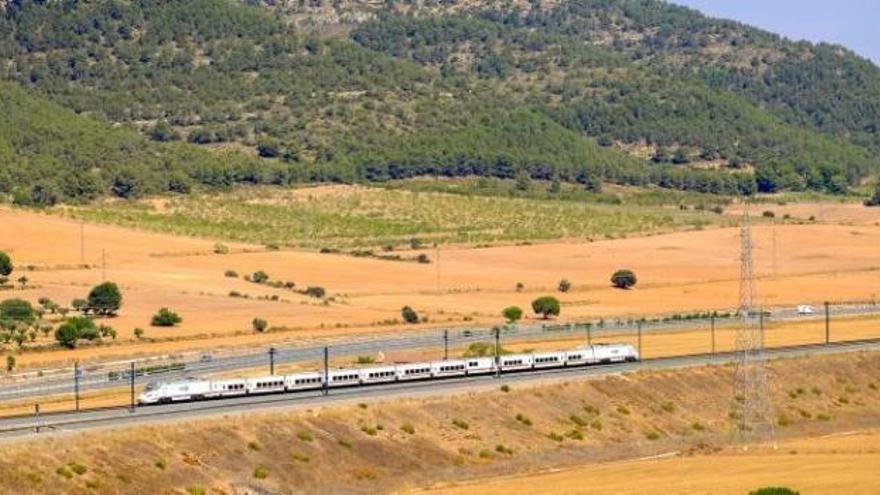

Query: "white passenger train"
left=137, top=343, right=638, bottom=405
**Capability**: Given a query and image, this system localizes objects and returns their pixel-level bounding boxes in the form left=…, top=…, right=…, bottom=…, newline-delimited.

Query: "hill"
left=1, top=0, right=879, bottom=201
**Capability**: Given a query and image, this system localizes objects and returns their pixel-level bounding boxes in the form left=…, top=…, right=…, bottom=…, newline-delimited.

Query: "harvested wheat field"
left=1, top=351, right=879, bottom=494
left=2, top=196, right=880, bottom=369
left=420, top=430, right=880, bottom=495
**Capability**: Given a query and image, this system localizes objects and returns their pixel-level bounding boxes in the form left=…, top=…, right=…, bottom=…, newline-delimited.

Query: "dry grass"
left=1, top=351, right=880, bottom=494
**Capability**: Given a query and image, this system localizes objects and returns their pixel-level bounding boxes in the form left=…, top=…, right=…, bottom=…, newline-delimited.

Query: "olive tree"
left=502, top=306, right=523, bottom=324
left=87, top=282, right=123, bottom=316
left=0, top=251, right=12, bottom=286
left=611, top=269, right=638, bottom=290
left=531, top=296, right=561, bottom=319
left=401, top=306, right=419, bottom=324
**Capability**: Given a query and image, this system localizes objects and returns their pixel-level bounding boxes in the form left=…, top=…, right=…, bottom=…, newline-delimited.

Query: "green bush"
left=151, top=308, right=182, bottom=327
left=452, top=419, right=469, bottom=430
left=401, top=306, right=420, bottom=324
left=252, top=318, right=268, bottom=332
left=749, top=488, right=799, bottom=495
left=531, top=296, right=561, bottom=319
left=611, top=269, right=637, bottom=289
left=252, top=466, right=269, bottom=479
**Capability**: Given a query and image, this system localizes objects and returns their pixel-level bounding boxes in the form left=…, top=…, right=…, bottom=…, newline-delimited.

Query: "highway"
left=1, top=302, right=877, bottom=403
left=2, top=337, right=878, bottom=442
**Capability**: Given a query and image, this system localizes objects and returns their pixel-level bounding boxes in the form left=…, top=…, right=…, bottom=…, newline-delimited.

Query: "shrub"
left=515, top=282, right=524, bottom=292
left=252, top=318, right=268, bottom=333
left=565, top=429, right=584, bottom=440
left=660, top=402, right=676, bottom=413
left=297, top=431, right=314, bottom=442
left=0, top=298, right=35, bottom=324
left=68, top=463, right=87, bottom=476
left=616, top=405, right=630, bottom=415
left=515, top=413, right=532, bottom=426
left=409, top=238, right=423, bottom=249
left=252, top=466, right=268, bottom=479
left=478, top=449, right=493, bottom=459
left=749, top=488, right=800, bottom=495
left=547, top=432, right=563, bottom=442
left=557, top=278, right=572, bottom=293
left=691, top=421, right=705, bottom=431
left=356, top=355, right=376, bottom=364
left=292, top=452, right=310, bottom=463
left=224, top=269, right=238, bottom=278
left=400, top=423, right=415, bottom=434
left=762, top=210, right=776, bottom=218
left=151, top=308, right=182, bottom=327
left=154, top=459, right=166, bottom=470
left=0, top=251, right=12, bottom=277
left=337, top=438, right=352, bottom=449
left=644, top=430, right=661, bottom=440
left=56, top=467, right=73, bottom=479
left=531, top=296, right=561, bottom=319
left=495, top=444, right=514, bottom=455
left=401, top=306, right=420, bottom=324
left=6, top=355, right=15, bottom=372
left=502, top=306, right=523, bottom=324
left=247, top=441, right=261, bottom=451
left=186, top=487, right=206, bottom=495
left=500, top=384, right=510, bottom=393
left=416, top=253, right=430, bottom=264
left=360, top=426, right=378, bottom=436
left=131, top=326, right=144, bottom=339
left=452, top=419, right=469, bottom=430
left=213, top=243, right=229, bottom=255
left=304, top=286, right=325, bottom=298
left=611, top=269, right=637, bottom=289
left=251, top=271, right=270, bottom=284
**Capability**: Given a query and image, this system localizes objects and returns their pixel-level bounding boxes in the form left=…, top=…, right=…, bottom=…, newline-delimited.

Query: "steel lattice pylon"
left=731, top=204, right=775, bottom=445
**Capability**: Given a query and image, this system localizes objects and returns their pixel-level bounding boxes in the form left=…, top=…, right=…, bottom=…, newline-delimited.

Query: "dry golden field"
left=1, top=193, right=880, bottom=370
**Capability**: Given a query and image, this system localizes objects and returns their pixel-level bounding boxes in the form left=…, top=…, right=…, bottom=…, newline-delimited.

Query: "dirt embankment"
left=2, top=352, right=880, bottom=494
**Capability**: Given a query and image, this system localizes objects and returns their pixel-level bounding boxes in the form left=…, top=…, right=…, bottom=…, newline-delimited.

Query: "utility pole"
left=443, top=330, right=448, bottom=361
left=637, top=321, right=643, bottom=359
left=759, top=309, right=765, bottom=348
left=494, top=327, right=501, bottom=378
left=436, top=246, right=441, bottom=292
left=824, top=301, right=831, bottom=344
left=101, top=249, right=107, bottom=281
left=74, top=362, right=81, bottom=412
left=711, top=313, right=716, bottom=354
left=33, top=403, right=40, bottom=433
left=269, top=347, right=277, bottom=375
left=587, top=324, right=592, bottom=346
left=323, top=346, right=329, bottom=396
left=129, top=361, right=136, bottom=412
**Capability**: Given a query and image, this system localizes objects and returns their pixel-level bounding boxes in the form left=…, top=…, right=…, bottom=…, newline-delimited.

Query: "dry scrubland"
left=1, top=352, right=880, bottom=494
left=1, top=187, right=880, bottom=369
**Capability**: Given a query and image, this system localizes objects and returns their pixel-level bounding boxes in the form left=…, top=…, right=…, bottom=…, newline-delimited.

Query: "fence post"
left=34, top=403, right=40, bottom=433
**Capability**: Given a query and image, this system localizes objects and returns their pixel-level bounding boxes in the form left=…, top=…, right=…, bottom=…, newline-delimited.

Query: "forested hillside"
left=1, top=0, right=879, bottom=202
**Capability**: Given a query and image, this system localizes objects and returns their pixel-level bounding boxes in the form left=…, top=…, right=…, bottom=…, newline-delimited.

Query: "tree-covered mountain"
left=1, top=0, right=878, bottom=202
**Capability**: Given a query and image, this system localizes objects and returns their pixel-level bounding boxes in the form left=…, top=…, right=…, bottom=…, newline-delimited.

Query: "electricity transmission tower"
left=731, top=204, right=775, bottom=445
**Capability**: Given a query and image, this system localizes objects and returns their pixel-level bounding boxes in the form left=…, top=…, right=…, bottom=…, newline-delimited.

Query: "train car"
left=431, top=359, right=467, bottom=377
left=532, top=351, right=566, bottom=369
left=499, top=354, right=533, bottom=371
left=396, top=363, right=432, bottom=381
left=137, top=378, right=211, bottom=404
left=211, top=378, right=248, bottom=398
left=286, top=372, right=324, bottom=391
left=361, top=366, right=397, bottom=385
left=327, top=369, right=362, bottom=388
left=564, top=349, right=591, bottom=366
left=247, top=376, right=285, bottom=395
left=465, top=357, right=495, bottom=375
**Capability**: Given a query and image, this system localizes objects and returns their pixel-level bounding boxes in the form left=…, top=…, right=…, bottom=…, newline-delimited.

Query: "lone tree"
left=252, top=318, right=268, bottom=332
left=611, top=269, right=638, bottom=290
left=0, top=251, right=12, bottom=285
left=401, top=306, right=420, bottom=324
left=531, top=296, right=561, bottom=319
left=502, top=306, right=523, bottom=324
left=151, top=308, right=182, bottom=327
left=87, top=282, right=123, bottom=316
left=557, top=278, right=572, bottom=293
left=54, top=317, right=100, bottom=349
